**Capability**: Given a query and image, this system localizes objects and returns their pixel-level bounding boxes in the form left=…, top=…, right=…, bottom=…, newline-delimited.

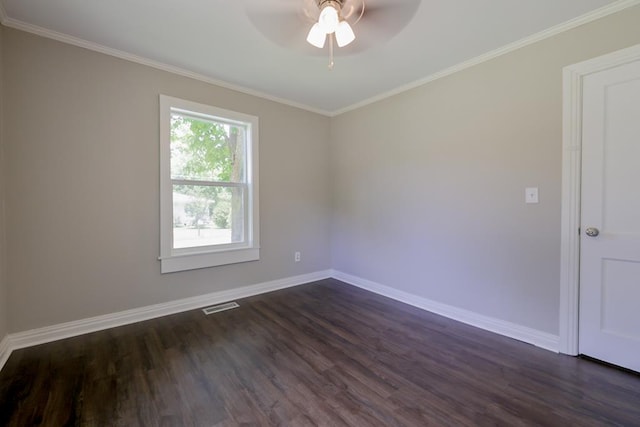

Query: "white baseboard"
left=0, top=335, right=10, bottom=371
left=4, top=270, right=332, bottom=358
left=331, top=270, right=560, bottom=352
left=0, top=268, right=560, bottom=374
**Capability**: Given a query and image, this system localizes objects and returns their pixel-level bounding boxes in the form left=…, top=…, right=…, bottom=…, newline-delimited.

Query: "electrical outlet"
left=294, top=251, right=301, bottom=262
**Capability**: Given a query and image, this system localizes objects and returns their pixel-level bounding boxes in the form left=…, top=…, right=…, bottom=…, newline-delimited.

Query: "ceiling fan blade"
left=361, top=0, right=421, bottom=24
left=340, top=0, right=365, bottom=23
left=245, top=0, right=320, bottom=51
left=339, top=0, right=420, bottom=54
left=246, top=10, right=311, bottom=50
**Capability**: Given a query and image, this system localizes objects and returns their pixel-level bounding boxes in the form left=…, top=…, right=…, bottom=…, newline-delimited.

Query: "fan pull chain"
left=328, top=33, right=334, bottom=70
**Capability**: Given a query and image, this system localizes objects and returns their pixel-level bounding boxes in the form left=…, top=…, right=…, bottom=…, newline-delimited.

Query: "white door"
left=579, top=59, right=640, bottom=372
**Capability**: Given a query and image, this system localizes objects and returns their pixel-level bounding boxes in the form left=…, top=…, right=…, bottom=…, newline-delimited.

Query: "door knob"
left=585, top=227, right=600, bottom=237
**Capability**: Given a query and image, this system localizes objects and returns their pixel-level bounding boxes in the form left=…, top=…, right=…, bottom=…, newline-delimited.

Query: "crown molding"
left=331, top=0, right=640, bottom=116
left=0, top=0, right=638, bottom=117
left=0, top=15, right=333, bottom=117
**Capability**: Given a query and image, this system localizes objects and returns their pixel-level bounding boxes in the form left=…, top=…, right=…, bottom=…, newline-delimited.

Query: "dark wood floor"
left=1, top=279, right=639, bottom=426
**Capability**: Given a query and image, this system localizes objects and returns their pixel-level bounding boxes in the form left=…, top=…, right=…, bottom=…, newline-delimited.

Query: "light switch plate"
left=525, top=187, right=539, bottom=204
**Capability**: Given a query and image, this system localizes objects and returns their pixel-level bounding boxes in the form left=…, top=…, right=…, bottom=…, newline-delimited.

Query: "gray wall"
left=4, top=28, right=332, bottom=332
left=0, top=26, right=7, bottom=341
left=3, top=7, right=640, bottom=336
left=330, top=6, right=640, bottom=335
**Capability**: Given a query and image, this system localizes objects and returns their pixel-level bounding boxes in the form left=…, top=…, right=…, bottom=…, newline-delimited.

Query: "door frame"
left=560, top=43, right=640, bottom=355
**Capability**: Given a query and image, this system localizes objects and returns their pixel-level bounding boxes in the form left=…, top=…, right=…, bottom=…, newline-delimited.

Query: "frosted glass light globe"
left=335, top=20, right=355, bottom=47
left=318, top=5, right=339, bottom=34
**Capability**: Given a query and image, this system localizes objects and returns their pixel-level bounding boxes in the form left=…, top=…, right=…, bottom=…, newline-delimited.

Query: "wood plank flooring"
left=1, top=279, right=639, bottom=426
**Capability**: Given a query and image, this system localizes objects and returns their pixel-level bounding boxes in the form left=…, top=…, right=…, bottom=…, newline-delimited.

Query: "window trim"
left=159, top=95, right=259, bottom=273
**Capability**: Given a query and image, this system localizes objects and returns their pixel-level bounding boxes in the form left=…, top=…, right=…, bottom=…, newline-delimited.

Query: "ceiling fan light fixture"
left=335, top=20, right=355, bottom=47
left=306, top=23, right=326, bottom=48
left=318, top=3, right=340, bottom=34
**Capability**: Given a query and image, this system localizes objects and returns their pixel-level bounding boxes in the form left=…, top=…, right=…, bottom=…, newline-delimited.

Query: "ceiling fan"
left=246, top=0, right=421, bottom=69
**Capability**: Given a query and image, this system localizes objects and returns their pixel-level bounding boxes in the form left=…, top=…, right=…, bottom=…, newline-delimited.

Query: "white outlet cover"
left=525, top=187, right=539, bottom=204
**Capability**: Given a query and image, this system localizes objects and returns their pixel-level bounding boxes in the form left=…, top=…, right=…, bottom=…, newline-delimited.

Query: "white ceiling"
left=0, top=0, right=619, bottom=114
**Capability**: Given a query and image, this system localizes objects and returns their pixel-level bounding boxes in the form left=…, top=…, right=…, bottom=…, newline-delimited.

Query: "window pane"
left=172, top=185, right=245, bottom=249
left=170, top=113, right=246, bottom=182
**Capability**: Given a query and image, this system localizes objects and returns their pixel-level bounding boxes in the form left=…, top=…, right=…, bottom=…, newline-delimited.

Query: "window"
left=159, top=95, right=259, bottom=273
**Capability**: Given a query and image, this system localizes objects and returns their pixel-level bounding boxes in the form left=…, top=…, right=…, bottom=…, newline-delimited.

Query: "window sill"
left=160, top=247, right=259, bottom=273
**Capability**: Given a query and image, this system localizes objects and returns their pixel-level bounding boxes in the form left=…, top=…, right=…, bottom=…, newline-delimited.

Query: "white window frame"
left=159, top=95, right=259, bottom=273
